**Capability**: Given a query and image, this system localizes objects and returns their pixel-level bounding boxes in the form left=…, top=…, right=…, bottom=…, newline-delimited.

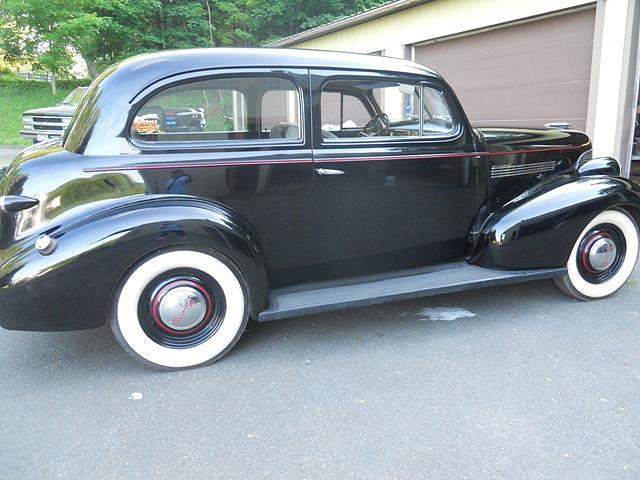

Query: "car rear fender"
left=0, top=195, right=269, bottom=331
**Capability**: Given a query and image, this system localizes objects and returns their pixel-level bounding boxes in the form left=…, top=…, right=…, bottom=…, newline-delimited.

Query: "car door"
left=128, top=68, right=313, bottom=288
left=310, top=69, right=479, bottom=281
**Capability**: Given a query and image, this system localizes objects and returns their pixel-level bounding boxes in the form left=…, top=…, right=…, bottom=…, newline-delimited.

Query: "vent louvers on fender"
left=490, top=161, right=557, bottom=179
left=577, top=149, right=593, bottom=167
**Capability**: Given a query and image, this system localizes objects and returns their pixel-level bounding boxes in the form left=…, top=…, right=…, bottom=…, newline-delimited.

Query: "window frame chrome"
left=315, top=70, right=463, bottom=146
left=127, top=67, right=307, bottom=152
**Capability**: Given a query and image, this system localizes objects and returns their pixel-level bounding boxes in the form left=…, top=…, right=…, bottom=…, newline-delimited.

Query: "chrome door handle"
left=315, top=168, right=345, bottom=176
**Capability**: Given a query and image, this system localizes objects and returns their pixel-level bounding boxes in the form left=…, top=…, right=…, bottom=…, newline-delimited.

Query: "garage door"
left=414, top=9, right=596, bottom=132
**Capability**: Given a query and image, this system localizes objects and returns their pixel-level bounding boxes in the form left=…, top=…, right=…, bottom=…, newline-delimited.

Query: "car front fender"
left=0, top=195, right=269, bottom=331
left=470, top=175, right=640, bottom=269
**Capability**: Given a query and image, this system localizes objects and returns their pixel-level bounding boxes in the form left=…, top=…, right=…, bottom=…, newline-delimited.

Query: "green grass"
left=0, top=84, right=74, bottom=145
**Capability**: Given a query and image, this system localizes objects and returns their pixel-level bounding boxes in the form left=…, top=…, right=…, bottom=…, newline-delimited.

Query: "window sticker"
left=133, top=117, right=161, bottom=134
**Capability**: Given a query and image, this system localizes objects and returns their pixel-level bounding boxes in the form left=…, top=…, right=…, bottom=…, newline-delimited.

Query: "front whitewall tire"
left=111, top=249, right=248, bottom=369
left=556, top=210, right=639, bottom=300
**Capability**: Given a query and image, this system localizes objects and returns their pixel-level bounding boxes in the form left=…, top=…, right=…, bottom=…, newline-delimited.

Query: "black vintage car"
left=0, top=49, right=638, bottom=369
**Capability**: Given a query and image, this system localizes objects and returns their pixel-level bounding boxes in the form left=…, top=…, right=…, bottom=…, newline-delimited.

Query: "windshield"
left=61, top=87, right=88, bottom=106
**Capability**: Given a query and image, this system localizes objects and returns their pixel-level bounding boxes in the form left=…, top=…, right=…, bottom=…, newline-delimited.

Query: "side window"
left=320, top=78, right=457, bottom=141
left=131, top=76, right=301, bottom=143
left=321, top=92, right=371, bottom=131
left=261, top=89, right=301, bottom=138
left=420, top=87, right=455, bottom=137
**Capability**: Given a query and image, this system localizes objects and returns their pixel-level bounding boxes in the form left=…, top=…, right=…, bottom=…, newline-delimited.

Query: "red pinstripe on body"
left=83, top=145, right=579, bottom=173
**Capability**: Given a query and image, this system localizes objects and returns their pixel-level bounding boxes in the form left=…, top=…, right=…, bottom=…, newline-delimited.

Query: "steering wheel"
left=360, top=113, right=390, bottom=137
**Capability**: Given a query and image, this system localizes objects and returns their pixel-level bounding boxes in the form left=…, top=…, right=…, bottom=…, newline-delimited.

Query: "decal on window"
left=133, top=117, right=161, bottom=134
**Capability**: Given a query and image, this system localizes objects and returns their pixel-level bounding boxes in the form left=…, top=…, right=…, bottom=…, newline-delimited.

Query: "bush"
left=0, top=76, right=90, bottom=92
left=0, top=66, right=17, bottom=77
left=58, top=78, right=91, bottom=89
left=0, top=75, right=41, bottom=91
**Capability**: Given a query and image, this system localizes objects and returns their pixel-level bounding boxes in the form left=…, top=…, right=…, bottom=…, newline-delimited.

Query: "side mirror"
left=398, top=84, right=417, bottom=95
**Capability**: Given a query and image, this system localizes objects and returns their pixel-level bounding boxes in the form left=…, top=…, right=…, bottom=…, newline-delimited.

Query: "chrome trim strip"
left=491, top=161, right=556, bottom=178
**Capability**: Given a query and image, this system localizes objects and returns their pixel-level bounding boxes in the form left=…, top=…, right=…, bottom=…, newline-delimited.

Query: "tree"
left=211, top=0, right=393, bottom=47
left=73, top=0, right=211, bottom=75
left=0, top=0, right=211, bottom=81
left=0, top=0, right=392, bottom=83
left=0, top=0, right=109, bottom=92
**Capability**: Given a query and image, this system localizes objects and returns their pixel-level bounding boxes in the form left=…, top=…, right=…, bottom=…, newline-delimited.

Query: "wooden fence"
left=16, top=72, right=52, bottom=82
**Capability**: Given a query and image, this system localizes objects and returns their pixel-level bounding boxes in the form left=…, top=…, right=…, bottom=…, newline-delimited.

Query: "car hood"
left=474, top=126, right=589, bottom=148
left=23, top=105, right=77, bottom=117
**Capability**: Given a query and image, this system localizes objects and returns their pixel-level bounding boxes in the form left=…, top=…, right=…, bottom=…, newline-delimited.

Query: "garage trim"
left=411, top=4, right=596, bottom=47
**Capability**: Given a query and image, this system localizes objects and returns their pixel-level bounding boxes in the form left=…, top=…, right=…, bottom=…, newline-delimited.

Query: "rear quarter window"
left=130, top=76, right=301, bottom=144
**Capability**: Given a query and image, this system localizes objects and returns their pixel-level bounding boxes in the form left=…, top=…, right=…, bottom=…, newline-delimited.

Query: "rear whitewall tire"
left=111, top=249, right=249, bottom=369
left=555, top=209, right=639, bottom=300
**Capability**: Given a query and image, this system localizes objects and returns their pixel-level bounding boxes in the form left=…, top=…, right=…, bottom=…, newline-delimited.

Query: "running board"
left=257, top=262, right=566, bottom=322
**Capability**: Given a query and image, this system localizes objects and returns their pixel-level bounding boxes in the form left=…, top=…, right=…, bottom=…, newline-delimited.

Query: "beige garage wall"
left=289, top=0, right=595, bottom=53
left=414, top=9, right=596, bottom=131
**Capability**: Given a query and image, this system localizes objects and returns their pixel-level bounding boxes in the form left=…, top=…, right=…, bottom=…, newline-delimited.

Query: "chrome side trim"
left=490, top=161, right=556, bottom=179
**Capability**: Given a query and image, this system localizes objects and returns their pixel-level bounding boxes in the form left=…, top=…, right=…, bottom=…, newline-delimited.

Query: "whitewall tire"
left=111, top=248, right=249, bottom=369
left=555, top=209, right=639, bottom=300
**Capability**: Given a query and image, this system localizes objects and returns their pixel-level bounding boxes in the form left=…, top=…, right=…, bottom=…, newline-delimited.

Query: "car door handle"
left=315, top=168, right=345, bottom=176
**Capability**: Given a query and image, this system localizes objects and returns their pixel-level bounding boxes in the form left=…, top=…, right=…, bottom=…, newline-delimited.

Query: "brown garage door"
left=414, top=9, right=595, bottom=131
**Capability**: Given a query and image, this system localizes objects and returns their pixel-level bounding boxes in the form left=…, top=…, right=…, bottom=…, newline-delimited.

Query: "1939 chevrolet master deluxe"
left=0, top=49, right=638, bottom=369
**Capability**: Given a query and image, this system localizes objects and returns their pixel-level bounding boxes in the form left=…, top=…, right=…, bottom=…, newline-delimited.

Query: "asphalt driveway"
left=0, top=144, right=23, bottom=165
left=1, top=269, right=639, bottom=479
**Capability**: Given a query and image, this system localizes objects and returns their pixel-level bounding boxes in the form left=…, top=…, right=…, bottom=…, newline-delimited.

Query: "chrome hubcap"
left=587, top=237, right=617, bottom=272
left=577, top=225, right=626, bottom=284
left=151, top=279, right=212, bottom=333
left=157, top=286, right=207, bottom=330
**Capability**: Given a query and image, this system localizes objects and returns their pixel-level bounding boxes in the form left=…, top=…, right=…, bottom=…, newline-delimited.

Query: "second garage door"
left=413, top=9, right=596, bottom=132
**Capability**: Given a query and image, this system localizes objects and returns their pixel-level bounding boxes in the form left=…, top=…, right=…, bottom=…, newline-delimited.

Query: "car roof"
left=110, top=48, right=442, bottom=84
left=65, top=48, right=445, bottom=155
